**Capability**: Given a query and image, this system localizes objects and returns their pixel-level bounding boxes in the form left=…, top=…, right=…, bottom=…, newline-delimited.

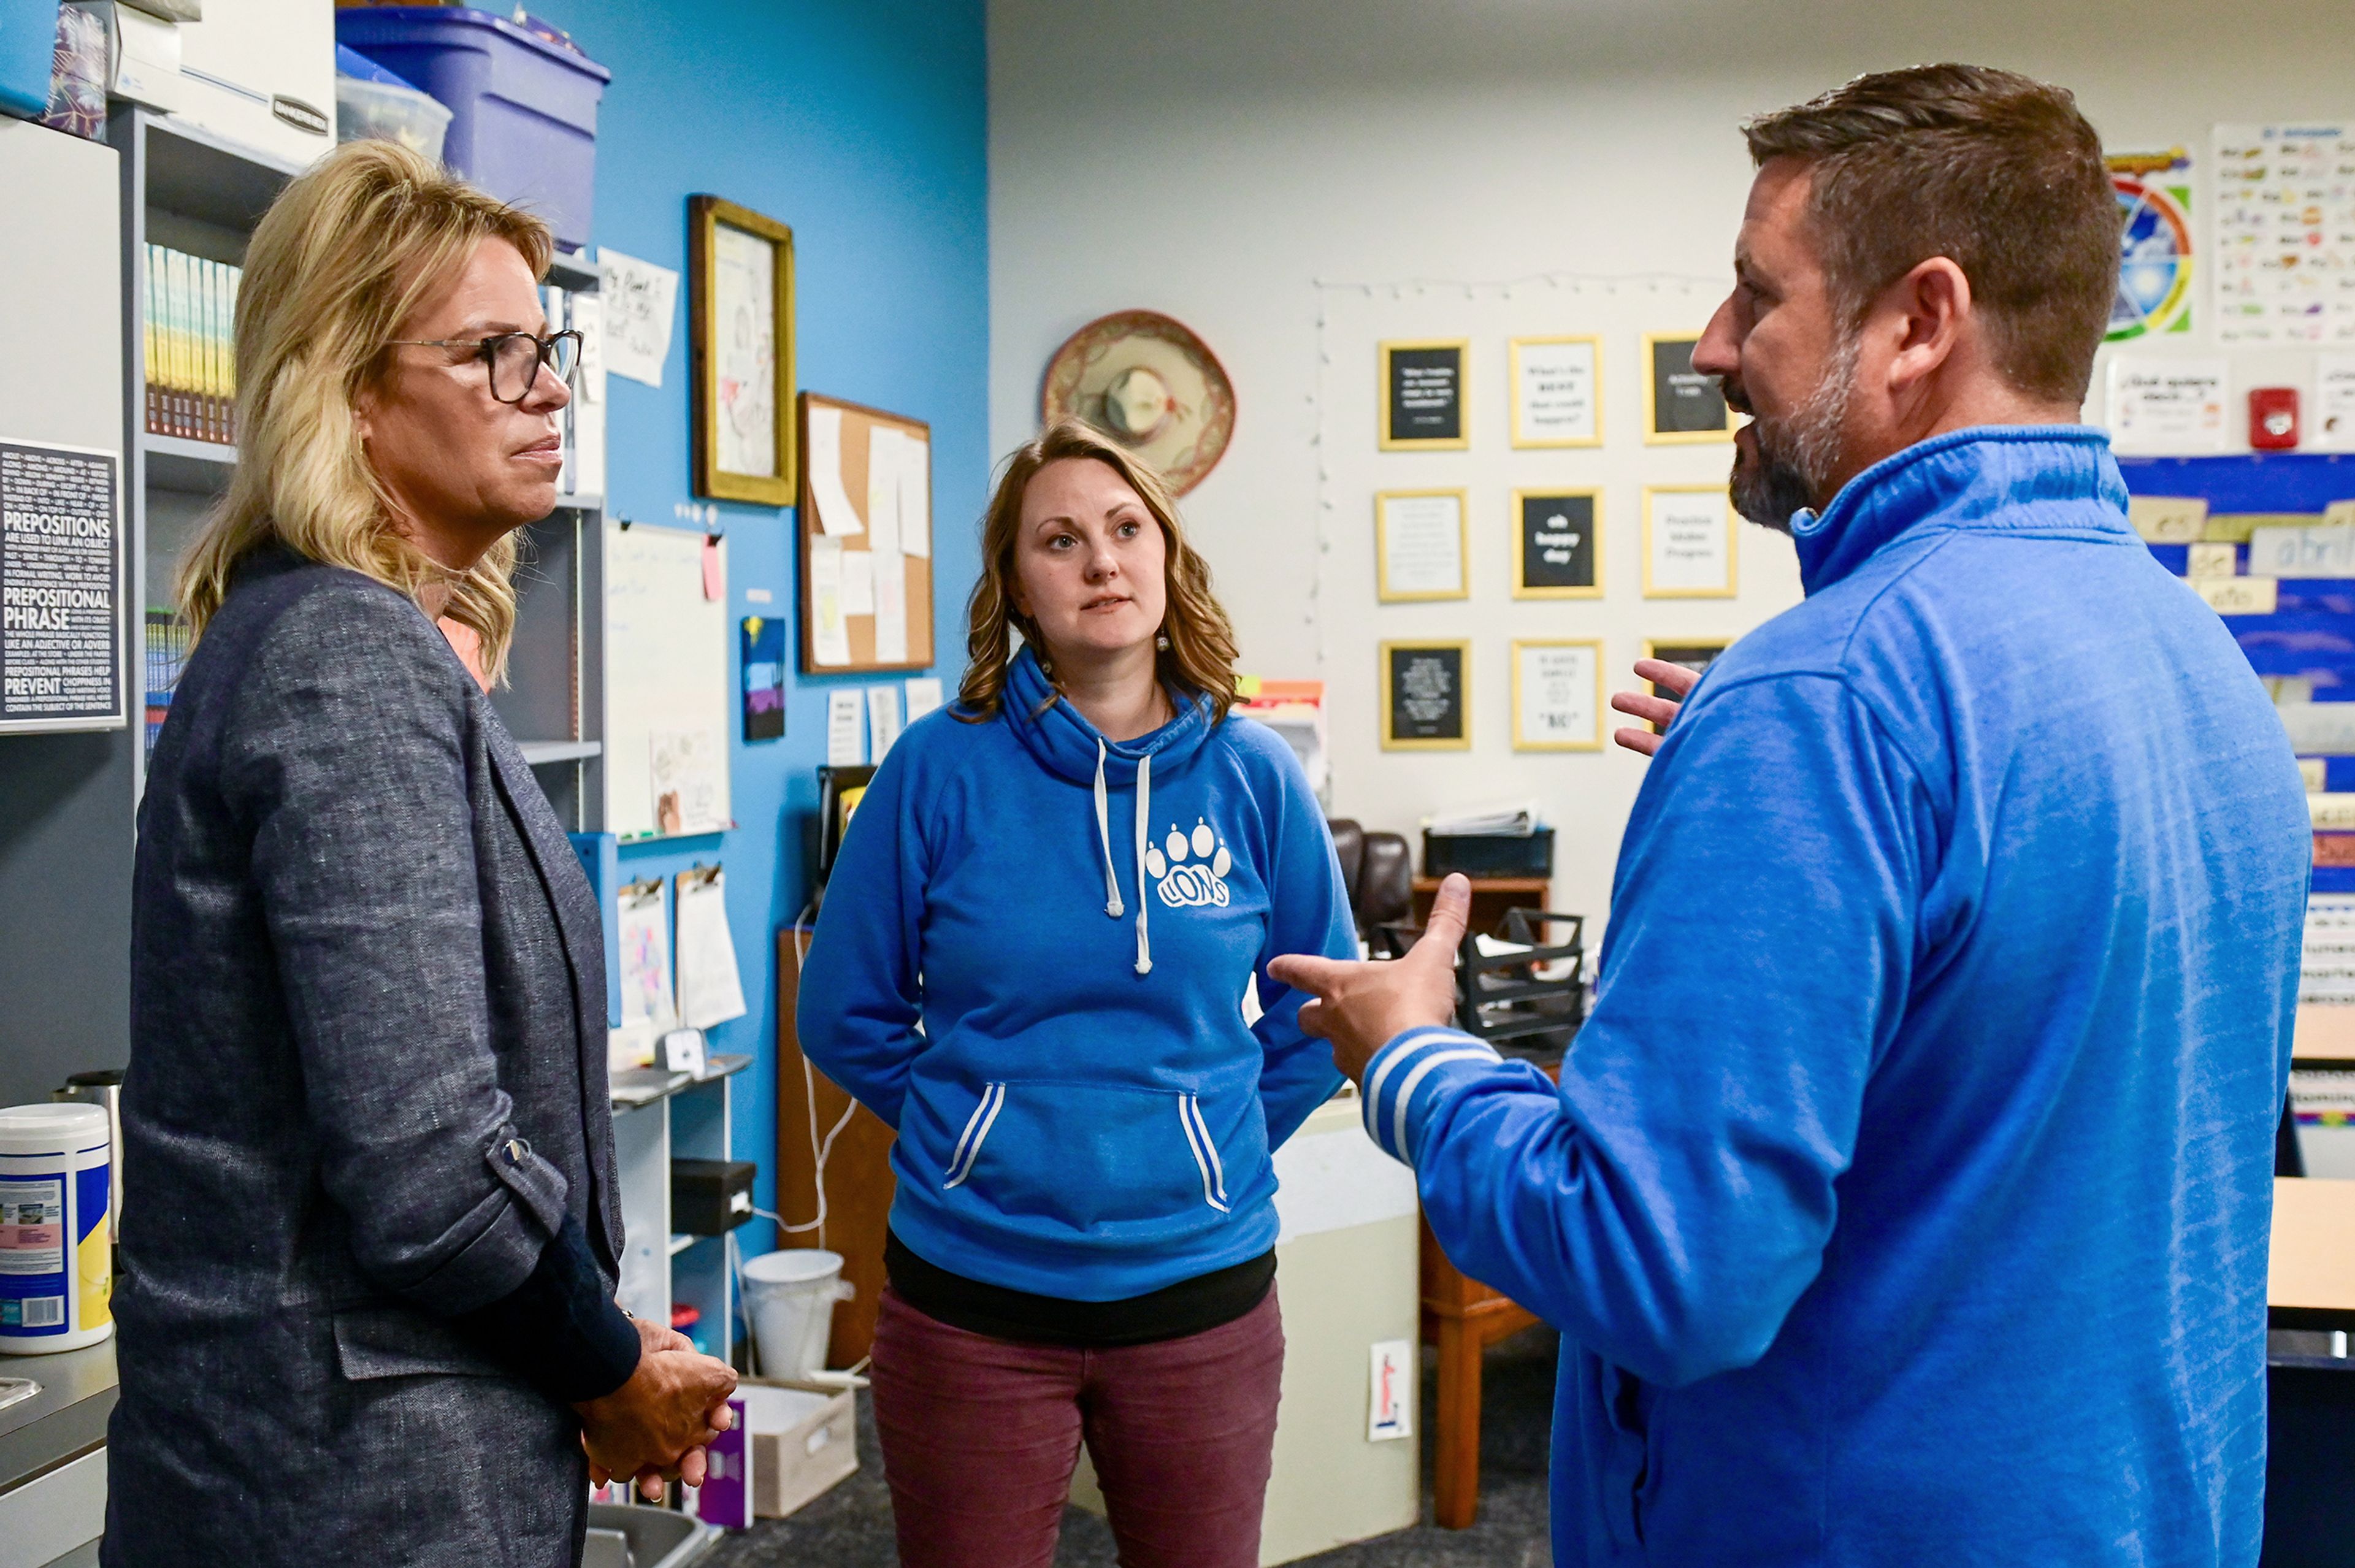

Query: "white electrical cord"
left=765, top=904, right=857, bottom=1250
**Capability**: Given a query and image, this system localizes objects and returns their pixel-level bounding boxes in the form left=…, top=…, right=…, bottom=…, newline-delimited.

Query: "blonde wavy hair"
left=958, top=418, right=1239, bottom=725
left=175, top=139, right=552, bottom=682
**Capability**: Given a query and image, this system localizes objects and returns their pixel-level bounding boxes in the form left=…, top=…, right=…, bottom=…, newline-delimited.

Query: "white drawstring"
left=1133, top=753, right=1152, bottom=975
left=1092, top=739, right=1124, bottom=918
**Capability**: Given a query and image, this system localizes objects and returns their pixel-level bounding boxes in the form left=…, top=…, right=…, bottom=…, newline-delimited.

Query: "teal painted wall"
left=542, top=0, right=987, bottom=1301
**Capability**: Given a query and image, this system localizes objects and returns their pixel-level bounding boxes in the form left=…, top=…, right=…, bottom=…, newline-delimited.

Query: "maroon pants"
left=868, top=1285, right=1285, bottom=1568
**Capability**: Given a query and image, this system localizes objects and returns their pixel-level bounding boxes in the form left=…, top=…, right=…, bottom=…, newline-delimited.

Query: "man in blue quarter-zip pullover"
left=1271, top=65, right=2309, bottom=1566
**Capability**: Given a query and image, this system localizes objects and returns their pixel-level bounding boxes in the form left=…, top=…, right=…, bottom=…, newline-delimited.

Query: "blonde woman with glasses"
left=107, top=140, right=734, bottom=1568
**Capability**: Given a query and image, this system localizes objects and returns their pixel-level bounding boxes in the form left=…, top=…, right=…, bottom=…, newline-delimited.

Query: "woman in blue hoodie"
left=798, top=417, right=1356, bottom=1568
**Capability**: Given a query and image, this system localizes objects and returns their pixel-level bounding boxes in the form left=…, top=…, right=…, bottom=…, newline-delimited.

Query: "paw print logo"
left=1146, top=817, right=1233, bottom=909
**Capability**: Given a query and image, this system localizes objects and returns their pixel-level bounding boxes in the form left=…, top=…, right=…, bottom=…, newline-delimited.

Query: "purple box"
left=335, top=6, right=609, bottom=251
left=692, top=1397, right=751, bottom=1531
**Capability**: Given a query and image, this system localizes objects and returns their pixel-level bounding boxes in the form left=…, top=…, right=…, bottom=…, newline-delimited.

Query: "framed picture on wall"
left=1512, top=488, right=1601, bottom=599
left=1643, top=486, right=1737, bottom=597
left=1379, top=339, right=1469, bottom=450
left=1376, top=488, right=1469, bottom=602
left=1380, top=640, right=1470, bottom=751
left=1509, top=335, right=1602, bottom=448
left=1640, top=637, right=1734, bottom=733
left=689, top=194, right=797, bottom=504
left=1512, top=639, right=1604, bottom=751
left=1642, top=332, right=1730, bottom=443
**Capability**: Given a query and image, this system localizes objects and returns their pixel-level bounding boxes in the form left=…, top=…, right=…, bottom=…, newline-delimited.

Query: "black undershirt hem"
left=885, top=1230, right=1274, bottom=1348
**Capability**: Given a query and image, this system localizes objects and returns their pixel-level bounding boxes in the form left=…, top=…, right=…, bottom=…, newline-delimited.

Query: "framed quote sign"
left=689, top=194, right=797, bottom=504
left=1380, top=640, right=1470, bottom=751
left=1642, top=332, right=1730, bottom=444
left=1643, top=486, right=1737, bottom=597
left=1379, top=339, right=1468, bottom=450
left=1512, top=488, right=1601, bottom=599
left=1509, top=335, right=1601, bottom=448
left=1376, top=489, right=1469, bottom=602
left=1512, top=639, right=1604, bottom=751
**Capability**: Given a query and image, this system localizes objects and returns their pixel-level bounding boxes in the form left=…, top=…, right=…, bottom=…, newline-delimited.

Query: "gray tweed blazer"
left=106, top=548, right=621, bottom=1568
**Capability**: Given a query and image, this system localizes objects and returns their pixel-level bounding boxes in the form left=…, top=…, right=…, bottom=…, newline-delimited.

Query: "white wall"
left=989, top=0, right=2355, bottom=936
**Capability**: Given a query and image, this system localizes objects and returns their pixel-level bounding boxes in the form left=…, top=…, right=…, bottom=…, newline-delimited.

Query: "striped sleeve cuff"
left=1360, top=1027, right=1503, bottom=1168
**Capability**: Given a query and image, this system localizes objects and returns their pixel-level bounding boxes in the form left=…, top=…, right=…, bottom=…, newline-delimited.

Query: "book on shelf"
left=145, top=244, right=242, bottom=446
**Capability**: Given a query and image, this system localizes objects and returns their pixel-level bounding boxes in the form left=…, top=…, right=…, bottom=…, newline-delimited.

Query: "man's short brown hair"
left=1744, top=64, right=2118, bottom=404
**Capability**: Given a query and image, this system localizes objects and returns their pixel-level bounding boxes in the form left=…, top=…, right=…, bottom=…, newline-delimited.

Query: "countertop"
left=0, top=1336, right=116, bottom=1493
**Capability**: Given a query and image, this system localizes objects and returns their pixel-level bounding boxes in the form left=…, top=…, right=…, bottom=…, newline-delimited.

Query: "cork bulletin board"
left=795, top=391, right=935, bottom=674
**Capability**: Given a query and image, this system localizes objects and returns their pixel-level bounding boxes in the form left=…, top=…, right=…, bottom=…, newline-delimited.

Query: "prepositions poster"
left=1, top=439, right=121, bottom=733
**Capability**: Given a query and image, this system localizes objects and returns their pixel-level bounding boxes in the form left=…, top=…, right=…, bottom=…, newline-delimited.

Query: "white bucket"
left=0, top=1104, right=112, bottom=1355
left=741, top=1249, right=852, bottom=1379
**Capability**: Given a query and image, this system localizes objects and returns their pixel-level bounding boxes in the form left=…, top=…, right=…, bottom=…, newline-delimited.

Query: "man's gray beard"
left=1730, top=333, right=1859, bottom=533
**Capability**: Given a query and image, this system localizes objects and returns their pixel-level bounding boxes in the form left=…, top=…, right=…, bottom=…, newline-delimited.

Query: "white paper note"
left=2319, top=355, right=2355, bottom=452
left=866, top=428, right=903, bottom=559
left=810, top=537, right=851, bottom=667
left=841, top=550, right=877, bottom=616
left=904, top=676, right=944, bottom=723
left=649, top=727, right=727, bottom=835
left=808, top=407, right=862, bottom=536
left=596, top=248, right=679, bottom=388
left=616, top=881, right=673, bottom=1028
left=873, top=548, right=909, bottom=665
left=673, top=870, right=747, bottom=1030
left=867, top=684, right=904, bottom=762
left=2106, top=358, right=2229, bottom=453
left=826, top=688, right=866, bottom=766
left=899, top=434, right=930, bottom=558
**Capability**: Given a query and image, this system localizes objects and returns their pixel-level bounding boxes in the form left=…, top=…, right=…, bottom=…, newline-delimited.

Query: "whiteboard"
left=605, top=521, right=732, bottom=840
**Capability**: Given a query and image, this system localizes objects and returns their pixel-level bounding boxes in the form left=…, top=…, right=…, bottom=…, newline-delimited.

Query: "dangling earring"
left=1155, top=633, right=1171, bottom=651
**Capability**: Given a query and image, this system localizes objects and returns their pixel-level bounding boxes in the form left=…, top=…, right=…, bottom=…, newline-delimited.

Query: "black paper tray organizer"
left=1377, top=908, right=1587, bottom=1061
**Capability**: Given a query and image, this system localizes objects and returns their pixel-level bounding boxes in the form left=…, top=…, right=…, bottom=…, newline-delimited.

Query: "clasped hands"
left=575, top=1317, right=740, bottom=1502
left=1270, top=660, right=1694, bottom=1080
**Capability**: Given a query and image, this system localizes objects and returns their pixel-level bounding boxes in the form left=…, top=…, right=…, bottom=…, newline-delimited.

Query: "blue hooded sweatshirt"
left=797, top=648, right=1355, bottom=1300
left=1361, top=429, right=2308, bottom=1565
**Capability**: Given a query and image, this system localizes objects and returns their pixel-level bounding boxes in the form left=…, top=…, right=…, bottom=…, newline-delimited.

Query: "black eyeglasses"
left=385, top=329, right=581, bottom=404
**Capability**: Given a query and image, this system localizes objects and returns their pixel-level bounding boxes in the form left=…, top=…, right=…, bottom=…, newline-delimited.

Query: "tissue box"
left=740, top=1379, right=857, bottom=1520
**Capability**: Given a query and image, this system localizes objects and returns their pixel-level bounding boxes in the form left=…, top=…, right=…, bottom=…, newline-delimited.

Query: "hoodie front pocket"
left=937, top=1080, right=1227, bottom=1233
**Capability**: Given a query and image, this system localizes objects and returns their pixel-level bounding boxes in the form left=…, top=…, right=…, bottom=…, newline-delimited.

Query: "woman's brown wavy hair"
left=957, top=417, right=1239, bottom=724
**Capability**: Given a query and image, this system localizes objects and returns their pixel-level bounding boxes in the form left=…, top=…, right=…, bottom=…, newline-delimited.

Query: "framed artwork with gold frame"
left=1642, top=486, right=1738, bottom=598
left=1641, top=332, right=1731, bottom=445
left=1509, top=335, right=1603, bottom=448
left=689, top=194, right=797, bottom=504
left=1512, top=488, right=1603, bottom=599
left=1512, top=638, right=1606, bottom=751
left=1379, top=338, right=1469, bottom=451
left=1380, top=640, right=1471, bottom=751
left=1376, top=488, right=1470, bottom=602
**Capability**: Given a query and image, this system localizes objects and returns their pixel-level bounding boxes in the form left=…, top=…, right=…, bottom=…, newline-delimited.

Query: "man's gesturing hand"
left=1608, top=657, right=1700, bottom=756
left=1267, top=873, right=1472, bottom=1082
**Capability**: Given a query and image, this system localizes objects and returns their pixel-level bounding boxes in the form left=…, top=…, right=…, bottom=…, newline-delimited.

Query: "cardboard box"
left=740, top=1379, right=857, bottom=1520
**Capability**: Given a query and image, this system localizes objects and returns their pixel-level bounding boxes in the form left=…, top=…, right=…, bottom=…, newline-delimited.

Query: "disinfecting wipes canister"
left=0, top=1104, right=112, bottom=1354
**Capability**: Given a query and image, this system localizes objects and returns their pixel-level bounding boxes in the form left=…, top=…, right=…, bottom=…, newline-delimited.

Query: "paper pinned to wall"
left=650, top=726, right=727, bottom=836
left=827, top=688, right=866, bottom=766
left=674, top=868, right=747, bottom=1030
left=597, top=248, right=678, bottom=387
left=873, top=549, right=909, bottom=664
left=810, top=537, right=851, bottom=667
left=841, top=549, right=877, bottom=616
left=867, top=683, right=904, bottom=762
left=866, top=427, right=904, bottom=558
left=616, top=878, right=673, bottom=1028
left=807, top=406, right=862, bottom=535
left=905, top=676, right=944, bottom=723
left=900, top=434, right=931, bottom=558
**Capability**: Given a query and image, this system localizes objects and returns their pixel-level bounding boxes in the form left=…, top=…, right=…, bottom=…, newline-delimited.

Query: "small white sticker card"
left=1368, top=1339, right=1413, bottom=1441
left=867, top=683, right=904, bottom=762
left=904, top=676, right=945, bottom=723
left=826, top=687, right=865, bottom=767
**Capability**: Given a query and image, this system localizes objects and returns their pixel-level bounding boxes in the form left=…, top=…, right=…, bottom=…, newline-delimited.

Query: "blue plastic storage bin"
left=335, top=6, right=610, bottom=251
left=0, top=0, right=61, bottom=121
